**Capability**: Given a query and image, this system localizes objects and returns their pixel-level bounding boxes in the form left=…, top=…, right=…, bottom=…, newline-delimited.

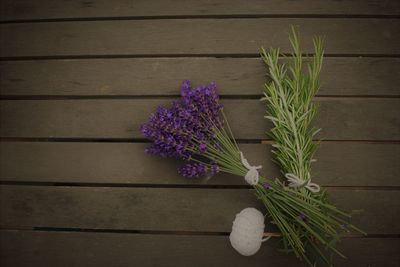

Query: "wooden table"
left=0, top=1, right=399, bottom=266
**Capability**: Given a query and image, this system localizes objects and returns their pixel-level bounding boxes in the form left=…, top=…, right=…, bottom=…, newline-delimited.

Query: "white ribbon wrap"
left=285, top=173, right=320, bottom=193
left=240, top=152, right=262, bottom=185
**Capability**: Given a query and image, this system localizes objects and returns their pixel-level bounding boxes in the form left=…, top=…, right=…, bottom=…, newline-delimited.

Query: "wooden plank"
left=1, top=57, right=399, bottom=96
left=1, top=19, right=399, bottom=57
left=1, top=231, right=399, bottom=267
left=1, top=0, right=399, bottom=21
left=0, top=186, right=398, bottom=234
left=1, top=99, right=399, bottom=140
left=1, top=142, right=399, bottom=186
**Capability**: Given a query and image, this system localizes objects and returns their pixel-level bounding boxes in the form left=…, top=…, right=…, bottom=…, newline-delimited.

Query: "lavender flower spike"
left=140, top=80, right=223, bottom=178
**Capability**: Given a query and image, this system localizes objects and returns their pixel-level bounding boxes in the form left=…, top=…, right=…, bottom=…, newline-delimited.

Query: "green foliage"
left=260, top=26, right=364, bottom=266
left=261, top=26, right=322, bottom=181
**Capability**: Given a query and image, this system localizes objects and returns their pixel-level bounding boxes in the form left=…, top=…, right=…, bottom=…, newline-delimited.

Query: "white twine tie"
left=262, top=236, right=271, bottom=242
left=240, top=152, right=262, bottom=185
left=285, top=173, right=320, bottom=193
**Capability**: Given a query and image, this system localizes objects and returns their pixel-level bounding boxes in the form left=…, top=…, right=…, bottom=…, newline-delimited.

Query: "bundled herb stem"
left=141, top=78, right=363, bottom=266
left=260, top=26, right=365, bottom=265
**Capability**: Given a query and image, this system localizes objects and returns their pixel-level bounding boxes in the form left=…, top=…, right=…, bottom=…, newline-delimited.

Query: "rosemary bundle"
left=260, top=27, right=364, bottom=265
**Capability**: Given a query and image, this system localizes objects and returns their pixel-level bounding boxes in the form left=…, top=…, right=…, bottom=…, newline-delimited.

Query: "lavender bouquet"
left=140, top=80, right=362, bottom=265
left=140, top=80, right=269, bottom=183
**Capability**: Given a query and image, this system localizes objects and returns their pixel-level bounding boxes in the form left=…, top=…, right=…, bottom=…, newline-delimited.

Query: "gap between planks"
left=1, top=14, right=400, bottom=24
left=1, top=54, right=400, bottom=61
left=0, top=181, right=399, bottom=191
left=1, top=95, right=400, bottom=100
left=1, top=138, right=399, bottom=144
left=0, top=227, right=398, bottom=239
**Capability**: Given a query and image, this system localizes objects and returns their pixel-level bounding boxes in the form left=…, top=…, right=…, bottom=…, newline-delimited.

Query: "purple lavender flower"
left=209, top=164, right=219, bottom=176
left=198, top=143, right=207, bottom=154
left=140, top=80, right=223, bottom=178
left=263, top=182, right=270, bottom=190
left=179, top=163, right=208, bottom=178
left=299, top=213, right=306, bottom=221
left=178, top=162, right=220, bottom=178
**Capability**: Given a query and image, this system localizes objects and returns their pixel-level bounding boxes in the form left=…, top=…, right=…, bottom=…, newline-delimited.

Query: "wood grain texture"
left=1, top=0, right=399, bottom=21
left=0, top=186, right=398, bottom=234
left=0, top=0, right=399, bottom=266
left=1, top=142, right=399, bottom=186
left=1, top=19, right=399, bottom=57
left=1, top=57, right=399, bottom=96
left=1, top=99, right=399, bottom=140
left=1, top=230, right=399, bottom=267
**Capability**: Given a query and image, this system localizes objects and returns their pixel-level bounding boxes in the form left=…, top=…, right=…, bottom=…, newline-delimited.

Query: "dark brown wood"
left=1, top=19, right=399, bottom=57
left=0, top=0, right=398, bottom=266
left=1, top=0, right=399, bottom=21
left=1, top=57, right=399, bottom=96
left=0, top=186, right=398, bottom=234
left=1, top=99, right=399, bottom=140
left=1, top=230, right=399, bottom=267
left=1, top=142, right=399, bottom=186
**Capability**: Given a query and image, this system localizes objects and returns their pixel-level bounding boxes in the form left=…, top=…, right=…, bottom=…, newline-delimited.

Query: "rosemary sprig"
left=260, top=26, right=365, bottom=265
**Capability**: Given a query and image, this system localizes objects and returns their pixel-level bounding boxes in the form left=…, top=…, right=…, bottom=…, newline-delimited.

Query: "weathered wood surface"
left=1, top=0, right=399, bottom=21
left=1, top=57, right=399, bottom=96
left=1, top=185, right=398, bottom=234
left=1, top=231, right=399, bottom=267
left=1, top=19, right=399, bottom=58
left=1, top=142, right=399, bottom=186
left=1, top=99, right=399, bottom=140
left=0, top=1, right=399, bottom=266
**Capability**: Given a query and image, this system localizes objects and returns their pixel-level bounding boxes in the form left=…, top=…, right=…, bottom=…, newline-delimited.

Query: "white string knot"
left=285, top=173, right=320, bottom=193
left=240, top=152, right=262, bottom=186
